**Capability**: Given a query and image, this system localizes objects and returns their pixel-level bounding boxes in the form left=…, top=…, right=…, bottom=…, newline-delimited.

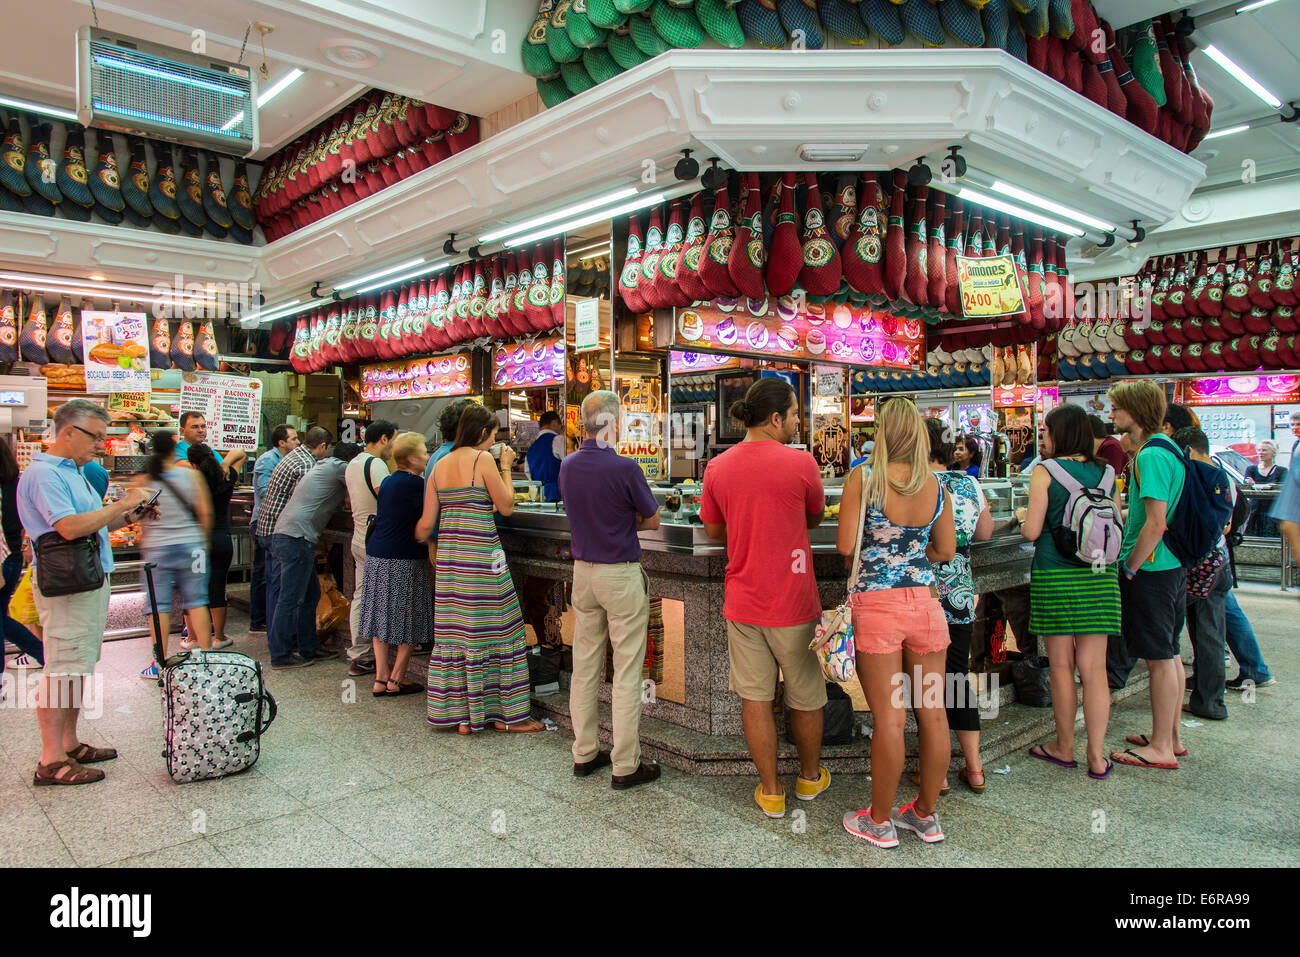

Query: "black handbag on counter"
left=34, top=530, right=104, bottom=597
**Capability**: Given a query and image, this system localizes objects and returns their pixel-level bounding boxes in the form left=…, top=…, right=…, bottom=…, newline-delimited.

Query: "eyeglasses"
left=73, top=425, right=108, bottom=443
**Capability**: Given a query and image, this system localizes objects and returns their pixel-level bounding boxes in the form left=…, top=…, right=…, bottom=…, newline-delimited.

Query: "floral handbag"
left=810, top=465, right=869, bottom=683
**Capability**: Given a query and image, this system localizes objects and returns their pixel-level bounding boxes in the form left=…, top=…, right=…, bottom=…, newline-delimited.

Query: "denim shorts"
left=144, top=542, right=210, bottom=614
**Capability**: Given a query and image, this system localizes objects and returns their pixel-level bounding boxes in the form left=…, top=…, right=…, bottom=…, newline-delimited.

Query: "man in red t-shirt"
left=700, top=377, right=830, bottom=819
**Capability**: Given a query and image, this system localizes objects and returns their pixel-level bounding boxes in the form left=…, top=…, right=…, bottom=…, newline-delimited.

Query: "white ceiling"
left=0, top=0, right=539, bottom=159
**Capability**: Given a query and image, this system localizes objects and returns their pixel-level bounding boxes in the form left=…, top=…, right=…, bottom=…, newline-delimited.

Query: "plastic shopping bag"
left=9, top=564, right=39, bottom=628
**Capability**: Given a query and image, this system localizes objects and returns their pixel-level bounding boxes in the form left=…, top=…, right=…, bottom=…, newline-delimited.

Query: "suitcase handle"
left=143, top=562, right=165, bottom=686
left=257, top=690, right=278, bottom=735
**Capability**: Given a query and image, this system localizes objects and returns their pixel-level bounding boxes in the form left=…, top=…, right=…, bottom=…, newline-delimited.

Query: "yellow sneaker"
left=795, top=765, right=831, bottom=801
left=754, top=784, right=786, bottom=818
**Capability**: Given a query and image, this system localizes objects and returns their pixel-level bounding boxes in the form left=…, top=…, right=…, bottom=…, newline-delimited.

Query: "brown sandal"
left=493, top=719, right=545, bottom=733
left=66, top=743, right=117, bottom=764
left=909, top=772, right=950, bottom=796
left=959, top=768, right=986, bottom=794
left=34, top=759, right=105, bottom=786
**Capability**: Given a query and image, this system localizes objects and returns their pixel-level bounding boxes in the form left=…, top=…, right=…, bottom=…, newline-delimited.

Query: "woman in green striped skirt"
left=1015, top=404, right=1121, bottom=780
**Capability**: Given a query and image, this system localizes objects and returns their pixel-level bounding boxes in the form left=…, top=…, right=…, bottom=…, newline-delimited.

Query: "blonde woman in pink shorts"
left=838, top=399, right=956, bottom=848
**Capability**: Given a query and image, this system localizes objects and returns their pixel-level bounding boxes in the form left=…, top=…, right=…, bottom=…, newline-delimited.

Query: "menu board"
left=107, top=392, right=152, bottom=416
left=179, top=372, right=263, bottom=450
left=493, top=336, right=565, bottom=389
left=993, top=384, right=1037, bottom=408
left=670, top=351, right=740, bottom=374
left=618, top=441, right=662, bottom=479
left=361, top=353, right=472, bottom=402
left=1183, top=375, right=1300, bottom=406
left=80, top=311, right=150, bottom=393
left=674, top=298, right=922, bottom=369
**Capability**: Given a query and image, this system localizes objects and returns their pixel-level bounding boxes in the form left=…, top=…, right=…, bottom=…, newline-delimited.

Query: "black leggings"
left=207, top=531, right=234, bottom=609
left=945, top=620, right=980, bottom=733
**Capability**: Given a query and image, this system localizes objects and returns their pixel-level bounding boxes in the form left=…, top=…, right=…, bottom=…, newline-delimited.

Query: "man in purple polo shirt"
left=559, top=390, right=662, bottom=790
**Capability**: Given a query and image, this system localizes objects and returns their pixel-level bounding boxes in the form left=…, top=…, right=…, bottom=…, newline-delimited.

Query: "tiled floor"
left=2, top=584, right=1297, bottom=867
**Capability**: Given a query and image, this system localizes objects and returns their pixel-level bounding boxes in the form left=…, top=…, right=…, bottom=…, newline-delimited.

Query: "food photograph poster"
left=80, top=311, right=150, bottom=393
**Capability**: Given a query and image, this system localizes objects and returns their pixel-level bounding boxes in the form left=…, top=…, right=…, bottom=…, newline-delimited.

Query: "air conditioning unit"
left=75, top=26, right=259, bottom=156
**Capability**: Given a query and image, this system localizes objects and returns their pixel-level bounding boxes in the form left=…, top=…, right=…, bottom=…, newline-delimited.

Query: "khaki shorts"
left=32, top=567, right=111, bottom=677
left=726, top=620, right=828, bottom=711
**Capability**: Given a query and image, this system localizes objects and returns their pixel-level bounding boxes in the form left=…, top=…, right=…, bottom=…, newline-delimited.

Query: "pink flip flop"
left=1111, top=748, right=1179, bottom=770
left=1125, top=733, right=1188, bottom=757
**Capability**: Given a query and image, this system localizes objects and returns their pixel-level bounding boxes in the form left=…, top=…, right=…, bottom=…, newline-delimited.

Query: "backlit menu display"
left=361, top=353, right=472, bottom=401
left=492, top=335, right=565, bottom=390
left=674, top=297, right=922, bottom=369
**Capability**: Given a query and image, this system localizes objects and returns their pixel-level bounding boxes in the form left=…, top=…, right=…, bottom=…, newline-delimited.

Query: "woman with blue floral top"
left=918, top=418, right=992, bottom=795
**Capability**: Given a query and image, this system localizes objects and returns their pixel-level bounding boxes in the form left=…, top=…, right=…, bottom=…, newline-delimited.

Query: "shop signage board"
left=80, top=311, right=150, bottom=393
left=179, top=372, right=263, bottom=450
left=573, top=298, right=600, bottom=353
left=361, top=353, right=472, bottom=402
left=955, top=255, right=1025, bottom=318
left=674, top=298, right=922, bottom=369
left=993, top=384, right=1037, bottom=408
left=815, top=365, right=845, bottom=397
left=1182, top=375, right=1300, bottom=407
left=618, top=441, right=662, bottom=479
left=670, top=351, right=740, bottom=374
left=493, top=336, right=565, bottom=389
left=108, top=392, right=152, bottom=416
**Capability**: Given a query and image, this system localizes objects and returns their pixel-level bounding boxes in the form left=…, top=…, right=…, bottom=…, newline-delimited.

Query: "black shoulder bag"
left=34, top=474, right=106, bottom=597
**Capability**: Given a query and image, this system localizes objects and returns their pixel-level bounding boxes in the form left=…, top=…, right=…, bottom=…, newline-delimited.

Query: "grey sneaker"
left=893, top=800, right=945, bottom=843
left=843, top=808, right=899, bottom=849
left=271, top=654, right=316, bottom=670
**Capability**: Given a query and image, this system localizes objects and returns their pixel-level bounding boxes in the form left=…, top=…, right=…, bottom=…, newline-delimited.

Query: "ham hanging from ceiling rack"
left=799, top=172, right=843, bottom=297
left=765, top=173, right=801, bottom=299
left=550, top=238, right=567, bottom=327
left=903, top=183, right=929, bottom=307
left=619, top=211, right=649, bottom=313
left=842, top=171, right=887, bottom=298
left=649, top=198, right=689, bottom=308
left=637, top=205, right=668, bottom=308
left=698, top=178, right=741, bottom=299
left=677, top=191, right=713, bottom=304
left=526, top=243, right=554, bottom=331
left=729, top=173, right=767, bottom=300
left=883, top=170, right=908, bottom=303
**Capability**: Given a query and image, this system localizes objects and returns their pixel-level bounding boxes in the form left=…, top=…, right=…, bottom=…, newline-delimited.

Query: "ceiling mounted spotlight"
left=907, top=158, right=932, bottom=187
left=945, top=145, right=967, bottom=179
left=443, top=234, right=459, bottom=256
left=675, top=149, right=700, bottom=182
left=1129, top=221, right=1146, bottom=243
left=700, top=158, right=727, bottom=191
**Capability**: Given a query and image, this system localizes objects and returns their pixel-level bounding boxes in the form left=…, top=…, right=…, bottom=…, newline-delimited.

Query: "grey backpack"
left=1042, top=459, right=1124, bottom=567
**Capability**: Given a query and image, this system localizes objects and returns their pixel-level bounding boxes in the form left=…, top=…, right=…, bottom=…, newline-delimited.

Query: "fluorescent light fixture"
left=239, top=299, right=305, bottom=327
left=93, top=54, right=246, bottom=97
left=503, top=189, right=694, bottom=249
left=1237, top=0, right=1282, bottom=12
left=0, top=95, right=77, bottom=122
left=1203, top=44, right=1282, bottom=109
left=0, top=271, right=218, bottom=304
left=258, top=68, right=303, bottom=107
left=951, top=186, right=1086, bottom=237
left=478, top=186, right=640, bottom=244
left=1202, top=124, right=1251, bottom=140
left=988, top=180, right=1117, bottom=233
left=354, top=259, right=451, bottom=295
left=221, top=68, right=302, bottom=131
left=798, top=144, right=868, bottom=162
left=336, top=257, right=427, bottom=292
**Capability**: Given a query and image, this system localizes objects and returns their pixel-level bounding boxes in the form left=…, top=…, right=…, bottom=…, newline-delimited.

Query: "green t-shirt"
left=1119, top=434, right=1185, bottom=571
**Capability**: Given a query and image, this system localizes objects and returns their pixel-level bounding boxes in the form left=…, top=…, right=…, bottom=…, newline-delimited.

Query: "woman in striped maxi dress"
left=416, top=403, right=543, bottom=733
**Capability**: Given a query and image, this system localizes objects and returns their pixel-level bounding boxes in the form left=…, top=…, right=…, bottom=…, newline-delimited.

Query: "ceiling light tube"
left=238, top=299, right=309, bottom=327
left=1202, top=124, right=1252, bottom=140
left=478, top=186, right=641, bottom=244
left=1237, top=0, right=1282, bottom=12
left=1203, top=44, right=1283, bottom=109
left=566, top=240, right=612, bottom=259
left=336, top=257, right=427, bottom=292
left=353, top=259, right=451, bottom=295
left=502, top=182, right=699, bottom=250
left=950, top=186, right=1087, bottom=237
left=257, top=68, right=303, bottom=107
left=987, top=180, right=1118, bottom=232
left=0, top=271, right=218, bottom=303
left=0, top=95, right=77, bottom=122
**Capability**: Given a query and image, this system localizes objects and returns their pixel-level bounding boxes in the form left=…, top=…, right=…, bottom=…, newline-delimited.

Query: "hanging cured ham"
left=526, top=243, right=553, bottom=331
left=1223, top=246, right=1253, bottom=313
left=18, top=294, right=49, bottom=364
left=550, top=237, right=568, bottom=326
left=728, top=173, right=766, bottom=300
left=883, top=170, right=908, bottom=302
left=170, top=320, right=196, bottom=371
left=620, top=211, right=650, bottom=313
left=1249, top=240, right=1277, bottom=310
left=765, top=173, right=801, bottom=299
left=428, top=272, right=453, bottom=349
left=649, top=198, right=690, bottom=308
left=799, top=172, right=842, bottom=297
left=698, top=180, right=741, bottom=299
left=195, top=319, right=219, bottom=371
left=677, top=191, right=713, bottom=303
left=46, top=296, right=76, bottom=364
left=903, top=184, right=929, bottom=307
left=1273, top=239, right=1298, bottom=307
left=944, top=199, right=964, bottom=317
left=637, top=205, right=668, bottom=308
left=925, top=190, right=947, bottom=311
left=842, top=172, right=886, bottom=297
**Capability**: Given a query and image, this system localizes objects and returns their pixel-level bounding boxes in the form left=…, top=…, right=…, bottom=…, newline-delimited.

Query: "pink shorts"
left=850, top=588, right=951, bottom=656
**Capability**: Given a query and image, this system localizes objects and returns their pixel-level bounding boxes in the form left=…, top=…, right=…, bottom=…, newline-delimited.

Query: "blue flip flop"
left=1088, top=760, right=1114, bottom=780
left=1028, top=744, right=1078, bottom=769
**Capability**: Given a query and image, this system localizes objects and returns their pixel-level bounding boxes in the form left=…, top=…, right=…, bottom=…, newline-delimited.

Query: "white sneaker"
left=178, top=636, right=199, bottom=651
left=211, top=637, right=234, bottom=650
left=11, top=654, right=40, bottom=669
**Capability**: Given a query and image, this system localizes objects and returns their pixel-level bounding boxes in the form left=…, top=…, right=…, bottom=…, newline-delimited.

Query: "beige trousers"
left=347, top=540, right=372, bottom=662
left=570, top=560, right=650, bottom=776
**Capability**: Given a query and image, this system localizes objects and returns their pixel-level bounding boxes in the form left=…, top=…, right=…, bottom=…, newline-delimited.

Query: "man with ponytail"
left=699, top=377, right=831, bottom=819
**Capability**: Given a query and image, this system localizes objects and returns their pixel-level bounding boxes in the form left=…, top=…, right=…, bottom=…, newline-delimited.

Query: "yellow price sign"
left=956, top=254, right=1025, bottom=318
left=107, top=391, right=152, bottom=416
